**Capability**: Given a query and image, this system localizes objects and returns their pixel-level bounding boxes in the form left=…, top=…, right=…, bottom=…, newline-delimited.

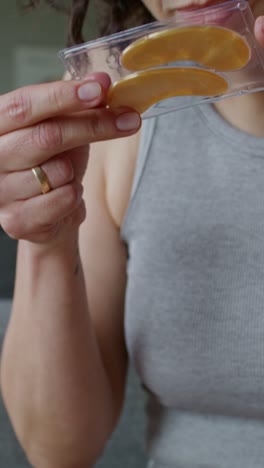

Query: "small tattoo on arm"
left=74, top=262, right=80, bottom=276
left=74, top=246, right=80, bottom=276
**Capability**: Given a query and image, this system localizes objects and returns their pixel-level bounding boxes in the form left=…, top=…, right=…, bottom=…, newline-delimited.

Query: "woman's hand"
left=0, top=72, right=141, bottom=245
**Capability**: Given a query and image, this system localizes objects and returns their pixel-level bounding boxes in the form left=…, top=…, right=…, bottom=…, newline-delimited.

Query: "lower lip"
left=171, top=1, right=234, bottom=25
left=175, top=0, right=225, bottom=12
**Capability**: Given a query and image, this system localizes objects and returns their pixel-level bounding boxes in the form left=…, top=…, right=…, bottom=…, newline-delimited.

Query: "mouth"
left=163, top=0, right=229, bottom=13
left=163, top=0, right=240, bottom=26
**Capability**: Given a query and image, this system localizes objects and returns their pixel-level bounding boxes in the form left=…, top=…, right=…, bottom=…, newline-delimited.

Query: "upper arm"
left=79, top=138, right=134, bottom=425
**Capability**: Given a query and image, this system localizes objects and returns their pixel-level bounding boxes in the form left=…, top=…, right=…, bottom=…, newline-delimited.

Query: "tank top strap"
left=130, top=117, right=157, bottom=200
left=121, top=116, right=157, bottom=238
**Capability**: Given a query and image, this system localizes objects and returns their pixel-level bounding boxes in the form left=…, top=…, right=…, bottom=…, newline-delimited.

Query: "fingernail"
left=116, top=112, right=141, bottom=131
left=78, top=81, right=102, bottom=101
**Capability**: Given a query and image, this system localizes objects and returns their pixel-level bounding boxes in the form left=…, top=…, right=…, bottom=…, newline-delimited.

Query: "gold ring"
left=32, top=166, right=52, bottom=194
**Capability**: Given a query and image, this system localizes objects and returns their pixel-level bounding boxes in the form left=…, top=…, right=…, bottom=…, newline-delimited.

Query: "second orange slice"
left=107, top=67, right=229, bottom=114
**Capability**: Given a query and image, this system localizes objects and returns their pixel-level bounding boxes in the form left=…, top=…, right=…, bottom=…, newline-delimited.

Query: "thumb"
left=254, top=16, right=264, bottom=47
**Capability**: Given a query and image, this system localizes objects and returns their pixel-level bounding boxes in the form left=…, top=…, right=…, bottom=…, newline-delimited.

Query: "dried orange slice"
left=121, top=25, right=250, bottom=72
left=107, top=67, right=228, bottom=114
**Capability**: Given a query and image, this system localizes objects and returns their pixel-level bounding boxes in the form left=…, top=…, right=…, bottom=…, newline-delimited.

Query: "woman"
left=1, top=1, right=264, bottom=467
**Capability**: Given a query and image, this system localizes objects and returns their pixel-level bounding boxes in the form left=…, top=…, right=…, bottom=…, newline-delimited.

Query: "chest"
left=123, top=121, right=264, bottom=418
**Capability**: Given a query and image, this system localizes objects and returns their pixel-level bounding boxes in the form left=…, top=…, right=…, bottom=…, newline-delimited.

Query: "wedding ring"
left=32, top=166, right=52, bottom=194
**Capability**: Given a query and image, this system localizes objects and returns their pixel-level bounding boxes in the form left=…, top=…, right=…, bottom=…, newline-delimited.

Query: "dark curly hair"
left=20, top=0, right=154, bottom=46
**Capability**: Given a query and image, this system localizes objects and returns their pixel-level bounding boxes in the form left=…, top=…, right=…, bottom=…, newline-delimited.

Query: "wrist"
left=19, top=199, right=86, bottom=255
left=19, top=230, right=80, bottom=269
left=16, top=234, right=82, bottom=302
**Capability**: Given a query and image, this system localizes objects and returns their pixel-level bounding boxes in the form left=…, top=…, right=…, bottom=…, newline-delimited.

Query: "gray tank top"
left=122, top=101, right=264, bottom=468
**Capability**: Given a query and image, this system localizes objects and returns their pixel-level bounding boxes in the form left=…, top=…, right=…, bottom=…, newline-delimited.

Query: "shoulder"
left=88, top=130, right=141, bottom=228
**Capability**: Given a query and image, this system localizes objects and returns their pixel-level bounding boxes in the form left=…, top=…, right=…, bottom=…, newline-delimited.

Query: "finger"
left=92, top=73, right=112, bottom=107
left=0, top=181, right=84, bottom=240
left=65, top=145, right=89, bottom=182
left=0, top=155, right=75, bottom=204
left=24, top=200, right=86, bottom=244
left=1, top=108, right=141, bottom=171
left=90, top=72, right=111, bottom=91
left=0, top=72, right=111, bottom=136
left=65, top=73, right=112, bottom=115
left=254, top=16, right=264, bottom=47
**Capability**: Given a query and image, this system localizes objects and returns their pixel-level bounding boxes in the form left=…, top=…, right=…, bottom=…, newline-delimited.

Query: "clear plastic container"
left=58, top=0, right=264, bottom=119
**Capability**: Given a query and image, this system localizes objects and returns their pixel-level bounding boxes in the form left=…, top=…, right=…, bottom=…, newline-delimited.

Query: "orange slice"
left=121, top=25, right=250, bottom=72
left=107, top=67, right=229, bottom=114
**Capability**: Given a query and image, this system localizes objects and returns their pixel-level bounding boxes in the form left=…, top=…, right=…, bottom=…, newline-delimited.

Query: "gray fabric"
left=122, top=102, right=264, bottom=467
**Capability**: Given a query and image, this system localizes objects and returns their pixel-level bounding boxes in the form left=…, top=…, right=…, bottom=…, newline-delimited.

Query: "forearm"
left=0, top=235, right=115, bottom=468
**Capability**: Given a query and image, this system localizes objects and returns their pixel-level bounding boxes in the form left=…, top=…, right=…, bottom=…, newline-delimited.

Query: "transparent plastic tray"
left=58, top=0, right=264, bottom=119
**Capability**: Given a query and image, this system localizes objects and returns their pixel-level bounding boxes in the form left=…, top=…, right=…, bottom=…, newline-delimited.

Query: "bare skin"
left=1, top=2, right=264, bottom=468
left=0, top=76, right=141, bottom=468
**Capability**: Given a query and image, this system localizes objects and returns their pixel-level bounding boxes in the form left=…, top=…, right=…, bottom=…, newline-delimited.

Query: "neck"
left=214, top=90, right=264, bottom=138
